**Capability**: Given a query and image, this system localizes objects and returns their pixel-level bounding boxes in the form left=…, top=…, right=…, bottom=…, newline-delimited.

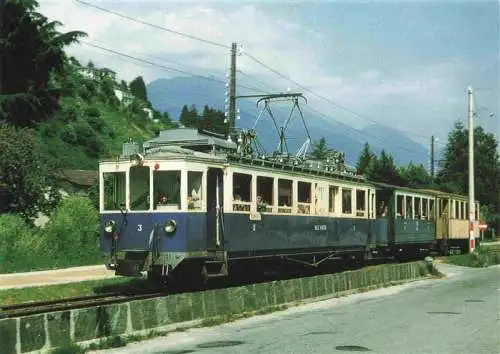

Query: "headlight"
left=104, top=220, right=116, bottom=233
left=164, top=220, right=176, bottom=234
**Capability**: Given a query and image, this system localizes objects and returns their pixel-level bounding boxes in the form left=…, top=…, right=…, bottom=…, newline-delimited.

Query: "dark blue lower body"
left=100, top=212, right=390, bottom=256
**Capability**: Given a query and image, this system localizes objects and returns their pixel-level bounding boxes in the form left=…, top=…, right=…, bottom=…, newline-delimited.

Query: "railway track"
left=0, top=289, right=168, bottom=318
left=0, top=257, right=405, bottom=319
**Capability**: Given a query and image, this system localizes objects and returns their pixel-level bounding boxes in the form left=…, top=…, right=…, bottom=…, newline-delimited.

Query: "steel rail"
left=0, top=289, right=167, bottom=318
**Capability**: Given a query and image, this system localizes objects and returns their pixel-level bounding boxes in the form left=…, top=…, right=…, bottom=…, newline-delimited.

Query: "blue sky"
left=39, top=0, right=499, bottom=151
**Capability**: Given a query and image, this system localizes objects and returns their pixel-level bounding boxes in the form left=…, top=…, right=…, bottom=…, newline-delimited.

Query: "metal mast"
left=225, top=42, right=238, bottom=140
left=430, top=135, right=435, bottom=178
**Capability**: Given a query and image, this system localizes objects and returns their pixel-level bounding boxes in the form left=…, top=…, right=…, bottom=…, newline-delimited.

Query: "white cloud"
left=36, top=0, right=495, bottom=146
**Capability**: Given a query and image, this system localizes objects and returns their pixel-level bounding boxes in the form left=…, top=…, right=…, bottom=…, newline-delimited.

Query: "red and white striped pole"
left=467, top=86, right=475, bottom=253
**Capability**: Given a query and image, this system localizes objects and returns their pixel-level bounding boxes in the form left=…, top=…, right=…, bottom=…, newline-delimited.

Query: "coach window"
left=297, top=181, right=311, bottom=214
left=396, top=195, right=404, bottom=218
left=406, top=196, right=413, bottom=219
left=233, top=173, right=251, bottom=212
left=461, top=202, right=466, bottom=220
left=422, top=198, right=428, bottom=220
left=444, top=199, right=451, bottom=216
left=429, top=199, right=435, bottom=220
left=187, top=171, right=203, bottom=211
left=278, top=179, right=293, bottom=213
left=342, top=188, right=352, bottom=215
left=414, top=197, right=421, bottom=219
left=356, top=189, right=366, bottom=217
left=102, top=172, right=126, bottom=211
left=154, top=170, right=181, bottom=210
left=329, top=186, right=338, bottom=213
left=257, top=176, right=273, bottom=212
left=454, top=200, right=459, bottom=219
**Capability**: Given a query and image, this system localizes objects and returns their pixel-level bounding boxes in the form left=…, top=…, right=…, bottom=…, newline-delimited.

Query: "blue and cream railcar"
left=99, top=128, right=387, bottom=282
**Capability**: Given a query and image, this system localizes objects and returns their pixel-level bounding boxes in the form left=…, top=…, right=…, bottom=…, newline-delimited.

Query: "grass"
left=443, top=246, right=500, bottom=268
left=0, top=276, right=153, bottom=305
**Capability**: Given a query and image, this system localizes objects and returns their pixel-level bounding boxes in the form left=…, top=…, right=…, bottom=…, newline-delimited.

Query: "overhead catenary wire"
left=74, top=0, right=431, bottom=156
left=73, top=0, right=428, bottom=140
left=79, top=40, right=268, bottom=95
left=74, top=0, right=230, bottom=50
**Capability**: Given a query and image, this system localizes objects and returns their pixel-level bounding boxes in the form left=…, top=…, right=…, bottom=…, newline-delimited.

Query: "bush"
left=84, top=106, right=101, bottom=118
left=73, top=120, right=105, bottom=157
left=87, top=115, right=106, bottom=133
left=43, top=196, right=101, bottom=267
left=60, top=124, right=77, bottom=144
left=0, top=214, right=53, bottom=272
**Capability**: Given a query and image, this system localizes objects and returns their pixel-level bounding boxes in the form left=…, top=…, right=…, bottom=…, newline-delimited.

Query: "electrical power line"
left=74, top=0, right=230, bottom=49
left=73, top=0, right=428, bottom=141
left=74, top=0, right=432, bottom=155
left=79, top=40, right=268, bottom=95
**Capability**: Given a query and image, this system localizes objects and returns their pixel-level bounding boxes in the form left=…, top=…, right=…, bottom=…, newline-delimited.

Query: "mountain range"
left=146, top=76, right=432, bottom=167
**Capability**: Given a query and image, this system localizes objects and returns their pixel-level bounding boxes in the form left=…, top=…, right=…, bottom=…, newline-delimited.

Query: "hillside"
left=147, top=76, right=429, bottom=166
left=36, top=62, right=174, bottom=170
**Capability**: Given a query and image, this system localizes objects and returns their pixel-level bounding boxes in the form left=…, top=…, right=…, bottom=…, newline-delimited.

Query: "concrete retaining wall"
left=0, top=261, right=435, bottom=354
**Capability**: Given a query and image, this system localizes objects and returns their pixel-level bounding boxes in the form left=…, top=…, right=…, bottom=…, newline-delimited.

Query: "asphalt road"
left=93, top=263, right=500, bottom=354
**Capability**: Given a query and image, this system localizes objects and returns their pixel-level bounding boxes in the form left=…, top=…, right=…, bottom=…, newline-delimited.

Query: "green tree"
left=179, top=104, right=199, bottom=128
left=368, top=150, right=402, bottom=185
left=201, top=105, right=228, bottom=135
left=311, top=137, right=330, bottom=159
left=129, top=76, right=148, bottom=101
left=0, top=124, right=60, bottom=220
left=0, top=0, right=86, bottom=127
left=356, top=142, right=375, bottom=175
left=398, top=162, right=432, bottom=188
left=436, top=120, right=500, bottom=229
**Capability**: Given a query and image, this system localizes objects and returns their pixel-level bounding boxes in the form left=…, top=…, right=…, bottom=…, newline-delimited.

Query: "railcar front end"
left=99, top=153, right=228, bottom=283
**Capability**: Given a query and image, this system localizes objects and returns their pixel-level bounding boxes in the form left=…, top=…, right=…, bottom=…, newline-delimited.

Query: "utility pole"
left=226, top=42, right=238, bottom=139
left=430, top=135, right=435, bottom=178
left=467, top=86, right=476, bottom=253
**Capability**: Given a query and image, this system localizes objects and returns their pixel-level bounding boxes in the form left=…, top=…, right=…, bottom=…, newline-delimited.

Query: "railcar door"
left=206, top=168, right=224, bottom=250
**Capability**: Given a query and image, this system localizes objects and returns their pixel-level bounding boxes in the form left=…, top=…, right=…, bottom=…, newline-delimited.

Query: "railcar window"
left=102, top=172, right=126, bottom=211
left=454, top=200, right=459, bottom=219
left=278, top=179, right=293, bottom=213
left=422, top=198, right=428, bottom=220
left=297, top=181, right=311, bottom=214
left=188, top=171, right=203, bottom=211
left=153, top=170, right=180, bottom=210
left=414, top=197, right=421, bottom=219
left=129, top=166, right=150, bottom=210
left=356, top=190, right=366, bottom=216
left=396, top=195, right=404, bottom=218
left=328, top=186, right=338, bottom=213
left=406, top=196, right=413, bottom=219
left=257, top=176, right=273, bottom=212
left=429, top=199, right=435, bottom=220
left=461, top=202, right=466, bottom=220
left=441, top=199, right=449, bottom=216
left=342, top=188, right=352, bottom=214
left=233, top=173, right=251, bottom=212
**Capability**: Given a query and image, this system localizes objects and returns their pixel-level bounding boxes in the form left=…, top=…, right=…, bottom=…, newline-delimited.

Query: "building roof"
left=59, top=169, right=98, bottom=187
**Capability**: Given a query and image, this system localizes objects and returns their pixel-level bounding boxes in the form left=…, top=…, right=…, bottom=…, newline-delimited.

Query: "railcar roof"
left=370, top=181, right=471, bottom=200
